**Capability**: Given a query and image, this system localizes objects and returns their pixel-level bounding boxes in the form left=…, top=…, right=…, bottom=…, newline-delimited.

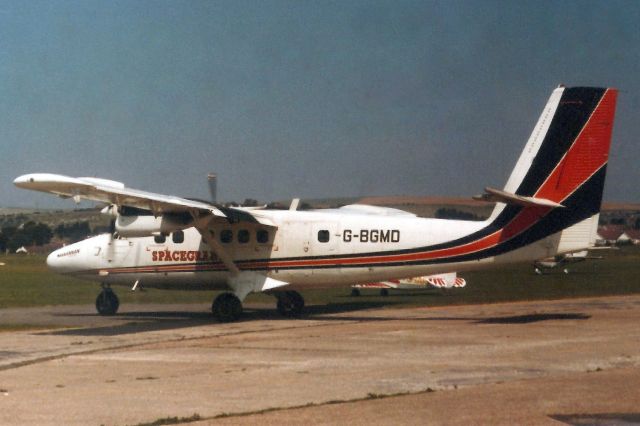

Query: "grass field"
left=1, top=247, right=639, bottom=311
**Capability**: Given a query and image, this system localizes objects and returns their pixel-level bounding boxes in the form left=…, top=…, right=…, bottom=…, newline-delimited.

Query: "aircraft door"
left=311, top=222, right=341, bottom=278
left=311, top=222, right=340, bottom=254
left=280, top=221, right=312, bottom=277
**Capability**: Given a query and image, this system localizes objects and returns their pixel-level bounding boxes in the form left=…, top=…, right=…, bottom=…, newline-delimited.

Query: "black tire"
left=212, top=293, right=243, bottom=322
left=276, top=291, right=305, bottom=317
left=380, top=288, right=389, bottom=297
left=96, top=289, right=119, bottom=315
left=350, top=288, right=361, bottom=297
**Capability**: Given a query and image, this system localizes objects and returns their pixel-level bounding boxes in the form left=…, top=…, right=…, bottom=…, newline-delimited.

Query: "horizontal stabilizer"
left=473, top=187, right=564, bottom=209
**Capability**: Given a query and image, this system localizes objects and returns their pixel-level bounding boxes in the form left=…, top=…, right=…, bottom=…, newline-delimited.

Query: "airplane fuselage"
left=48, top=207, right=566, bottom=291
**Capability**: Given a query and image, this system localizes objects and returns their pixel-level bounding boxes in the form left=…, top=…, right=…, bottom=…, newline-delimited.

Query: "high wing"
left=14, top=173, right=227, bottom=216
left=13, top=173, right=276, bottom=228
left=15, top=173, right=288, bottom=305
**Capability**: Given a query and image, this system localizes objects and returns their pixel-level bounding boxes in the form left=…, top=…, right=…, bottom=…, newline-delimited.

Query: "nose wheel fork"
left=96, top=285, right=119, bottom=316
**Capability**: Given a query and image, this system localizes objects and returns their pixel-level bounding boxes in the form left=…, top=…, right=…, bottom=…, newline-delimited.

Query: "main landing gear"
left=212, top=293, right=243, bottom=322
left=96, top=285, right=119, bottom=316
left=275, top=291, right=305, bottom=317
left=211, top=290, right=306, bottom=322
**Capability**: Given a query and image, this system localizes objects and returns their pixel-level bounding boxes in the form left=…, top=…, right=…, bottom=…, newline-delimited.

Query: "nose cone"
left=46, top=250, right=57, bottom=270
left=46, top=245, right=83, bottom=273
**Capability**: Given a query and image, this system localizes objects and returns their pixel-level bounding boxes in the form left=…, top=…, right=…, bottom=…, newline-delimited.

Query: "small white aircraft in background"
left=533, top=249, right=608, bottom=274
left=351, top=272, right=466, bottom=297
left=14, top=86, right=618, bottom=322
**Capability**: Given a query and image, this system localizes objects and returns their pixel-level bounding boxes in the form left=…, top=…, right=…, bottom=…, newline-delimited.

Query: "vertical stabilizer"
left=486, top=87, right=617, bottom=232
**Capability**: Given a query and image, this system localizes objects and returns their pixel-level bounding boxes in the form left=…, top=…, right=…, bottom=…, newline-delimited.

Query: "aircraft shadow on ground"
left=39, top=301, right=398, bottom=336
left=475, top=313, right=591, bottom=324
left=549, top=413, right=640, bottom=425
left=40, top=300, right=591, bottom=336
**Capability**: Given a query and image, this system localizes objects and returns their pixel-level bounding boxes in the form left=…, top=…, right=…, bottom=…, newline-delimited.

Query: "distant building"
left=619, top=230, right=640, bottom=245
left=597, top=225, right=640, bottom=245
left=597, top=225, right=625, bottom=245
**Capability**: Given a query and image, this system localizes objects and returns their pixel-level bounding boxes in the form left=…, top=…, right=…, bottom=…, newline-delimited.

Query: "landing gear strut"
left=96, top=285, right=119, bottom=315
left=212, top=292, right=243, bottom=322
left=275, top=291, right=305, bottom=317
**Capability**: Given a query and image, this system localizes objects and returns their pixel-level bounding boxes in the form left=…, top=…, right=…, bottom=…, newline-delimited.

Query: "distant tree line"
left=0, top=220, right=100, bottom=253
left=54, top=221, right=92, bottom=242
left=0, top=221, right=53, bottom=252
left=599, top=213, right=640, bottom=229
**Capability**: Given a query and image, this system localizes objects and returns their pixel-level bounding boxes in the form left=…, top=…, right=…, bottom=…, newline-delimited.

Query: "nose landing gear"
left=96, top=285, right=119, bottom=315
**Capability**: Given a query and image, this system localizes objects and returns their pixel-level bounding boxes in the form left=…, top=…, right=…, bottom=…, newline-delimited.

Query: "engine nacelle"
left=115, top=214, right=192, bottom=238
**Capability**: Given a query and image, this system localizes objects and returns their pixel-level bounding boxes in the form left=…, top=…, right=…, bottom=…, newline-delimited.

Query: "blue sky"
left=2, top=0, right=639, bottom=207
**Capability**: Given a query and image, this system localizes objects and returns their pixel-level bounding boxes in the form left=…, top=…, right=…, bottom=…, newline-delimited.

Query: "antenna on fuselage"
left=207, top=173, right=217, bottom=203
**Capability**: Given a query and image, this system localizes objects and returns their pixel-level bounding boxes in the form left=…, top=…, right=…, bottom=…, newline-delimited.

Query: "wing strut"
left=192, top=213, right=240, bottom=275
left=191, top=212, right=289, bottom=300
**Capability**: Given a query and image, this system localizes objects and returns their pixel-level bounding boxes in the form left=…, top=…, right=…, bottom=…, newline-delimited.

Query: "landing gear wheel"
left=95, top=288, right=119, bottom=315
left=212, top=293, right=243, bottom=322
left=276, top=291, right=305, bottom=317
left=351, top=288, right=361, bottom=297
left=380, top=288, right=389, bottom=297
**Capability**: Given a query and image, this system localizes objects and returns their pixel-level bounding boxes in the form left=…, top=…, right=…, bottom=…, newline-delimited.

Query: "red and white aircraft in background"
left=351, top=272, right=466, bottom=297
left=14, top=86, right=618, bottom=322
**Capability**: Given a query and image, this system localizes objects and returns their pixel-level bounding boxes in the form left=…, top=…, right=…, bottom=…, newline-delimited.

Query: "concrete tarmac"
left=0, top=295, right=639, bottom=425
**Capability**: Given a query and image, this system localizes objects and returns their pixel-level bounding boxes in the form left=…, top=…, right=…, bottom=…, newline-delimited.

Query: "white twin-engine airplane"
left=14, top=86, right=618, bottom=322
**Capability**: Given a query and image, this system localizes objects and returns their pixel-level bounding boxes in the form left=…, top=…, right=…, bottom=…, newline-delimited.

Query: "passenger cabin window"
left=172, top=230, right=184, bottom=244
left=238, top=229, right=250, bottom=244
left=220, top=230, right=233, bottom=244
left=154, top=234, right=166, bottom=244
left=317, top=230, right=330, bottom=243
left=257, top=229, right=269, bottom=244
